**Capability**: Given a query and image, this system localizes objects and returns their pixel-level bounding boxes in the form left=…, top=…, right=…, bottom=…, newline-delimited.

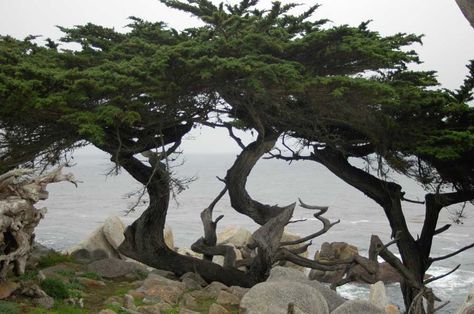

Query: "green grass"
left=37, top=252, right=75, bottom=268
left=30, top=302, right=86, bottom=314
left=0, top=300, right=20, bottom=314
left=79, top=272, right=102, bottom=281
left=164, top=305, right=180, bottom=314
left=54, top=269, right=76, bottom=278
left=18, top=270, right=39, bottom=281
left=40, top=278, right=70, bottom=299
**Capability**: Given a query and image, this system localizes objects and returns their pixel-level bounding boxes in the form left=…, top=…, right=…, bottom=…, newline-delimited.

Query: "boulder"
left=180, top=272, right=207, bottom=287
left=331, top=300, right=385, bottom=314
left=102, top=216, right=126, bottom=249
left=137, top=302, right=172, bottom=314
left=179, top=309, right=199, bottom=314
left=32, top=296, right=54, bottom=310
left=369, top=281, right=388, bottom=310
left=267, top=267, right=345, bottom=312
left=240, top=281, right=329, bottom=314
left=66, top=217, right=123, bottom=262
left=203, top=281, right=229, bottom=298
left=134, top=273, right=186, bottom=304
left=217, top=226, right=252, bottom=247
left=228, top=286, right=249, bottom=299
left=0, top=281, right=20, bottom=299
left=87, top=257, right=147, bottom=279
left=179, top=293, right=199, bottom=311
left=385, top=304, right=401, bottom=314
left=458, top=285, right=474, bottom=314
left=216, top=290, right=240, bottom=305
left=309, top=242, right=358, bottom=283
left=315, top=242, right=358, bottom=263
left=67, top=216, right=174, bottom=259
left=209, top=303, right=230, bottom=314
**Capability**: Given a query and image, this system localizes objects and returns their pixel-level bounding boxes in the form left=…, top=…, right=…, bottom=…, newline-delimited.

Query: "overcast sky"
left=1, top=0, right=473, bottom=153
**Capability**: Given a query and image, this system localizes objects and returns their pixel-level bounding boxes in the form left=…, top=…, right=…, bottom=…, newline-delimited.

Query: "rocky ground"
left=0, top=251, right=398, bottom=314
left=0, top=216, right=472, bottom=313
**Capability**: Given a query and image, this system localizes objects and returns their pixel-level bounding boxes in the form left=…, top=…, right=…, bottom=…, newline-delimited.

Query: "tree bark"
left=456, top=0, right=474, bottom=28
left=116, top=154, right=255, bottom=287
left=225, top=132, right=293, bottom=225
left=311, top=146, right=427, bottom=312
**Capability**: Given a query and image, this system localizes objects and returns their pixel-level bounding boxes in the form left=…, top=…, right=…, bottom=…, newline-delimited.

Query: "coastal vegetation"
left=0, top=0, right=473, bottom=313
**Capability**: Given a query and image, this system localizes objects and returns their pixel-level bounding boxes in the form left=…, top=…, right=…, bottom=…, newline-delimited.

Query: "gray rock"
left=102, top=216, right=125, bottom=249
left=87, top=257, right=147, bottom=279
left=216, top=290, right=240, bottom=305
left=179, top=308, right=200, bottom=314
left=180, top=272, right=207, bottom=287
left=228, top=286, right=249, bottom=299
left=369, top=281, right=388, bottom=310
left=179, top=293, right=199, bottom=311
left=267, top=266, right=345, bottom=312
left=182, top=277, right=202, bottom=291
left=33, top=296, right=54, bottom=309
left=217, top=226, right=252, bottom=247
left=267, top=266, right=307, bottom=282
left=203, top=281, right=229, bottom=298
left=331, top=300, right=385, bottom=314
left=151, top=269, right=177, bottom=280
left=134, top=273, right=186, bottom=304
left=209, top=303, right=230, bottom=314
left=240, top=281, right=329, bottom=314
left=137, top=302, right=172, bottom=314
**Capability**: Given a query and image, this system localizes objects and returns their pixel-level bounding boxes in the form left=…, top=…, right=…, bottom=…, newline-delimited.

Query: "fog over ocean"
left=38, top=146, right=474, bottom=313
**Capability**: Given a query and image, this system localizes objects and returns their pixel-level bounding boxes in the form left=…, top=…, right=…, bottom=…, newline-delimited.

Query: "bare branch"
left=433, top=224, right=451, bottom=235
left=429, top=242, right=474, bottom=264
left=276, top=248, right=350, bottom=271
left=280, top=199, right=337, bottom=246
left=424, top=264, right=460, bottom=285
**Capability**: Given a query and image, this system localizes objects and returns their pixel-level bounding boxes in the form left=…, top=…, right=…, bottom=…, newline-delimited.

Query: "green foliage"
left=40, top=278, right=70, bottom=299
left=18, top=270, right=39, bottom=281
left=0, top=301, right=20, bottom=314
left=37, top=252, right=75, bottom=268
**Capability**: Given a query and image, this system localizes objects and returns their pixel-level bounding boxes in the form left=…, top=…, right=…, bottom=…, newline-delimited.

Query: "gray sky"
left=1, top=0, right=473, bottom=153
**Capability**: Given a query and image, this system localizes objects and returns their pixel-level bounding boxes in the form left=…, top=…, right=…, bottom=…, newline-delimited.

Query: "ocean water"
left=37, top=147, right=474, bottom=313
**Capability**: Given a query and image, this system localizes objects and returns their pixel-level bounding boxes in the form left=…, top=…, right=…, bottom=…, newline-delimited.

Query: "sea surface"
left=38, top=147, right=474, bottom=313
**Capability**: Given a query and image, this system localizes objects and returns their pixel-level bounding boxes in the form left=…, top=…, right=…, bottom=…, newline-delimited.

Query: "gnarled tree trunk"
left=456, top=0, right=474, bottom=28
left=116, top=154, right=255, bottom=287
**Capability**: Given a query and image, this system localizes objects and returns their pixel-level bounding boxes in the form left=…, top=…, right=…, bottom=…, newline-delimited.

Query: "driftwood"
left=0, top=166, right=76, bottom=281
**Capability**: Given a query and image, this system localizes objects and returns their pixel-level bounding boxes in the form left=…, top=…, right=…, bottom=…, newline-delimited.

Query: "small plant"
left=38, top=252, right=74, bottom=268
left=40, top=278, right=70, bottom=299
left=0, top=300, right=19, bottom=314
left=18, top=270, right=38, bottom=281
left=55, top=269, right=76, bottom=278
left=79, top=272, right=102, bottom=280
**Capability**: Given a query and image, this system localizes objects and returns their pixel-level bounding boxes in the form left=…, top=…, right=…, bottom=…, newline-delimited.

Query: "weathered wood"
left=0, top=166, right=76, bottom=281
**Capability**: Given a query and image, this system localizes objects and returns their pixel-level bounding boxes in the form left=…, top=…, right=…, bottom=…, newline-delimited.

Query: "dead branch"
left=191, top=186, right=236, bottom=264
left=280, top=199, right=338, bottom=246
left=424, top=264, right=460, bottom=285
left=429, top=242, right=474, bottom=264
left=433, top=224, right=451, bottom=235
left=276, top=248, right=350, bottom=271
